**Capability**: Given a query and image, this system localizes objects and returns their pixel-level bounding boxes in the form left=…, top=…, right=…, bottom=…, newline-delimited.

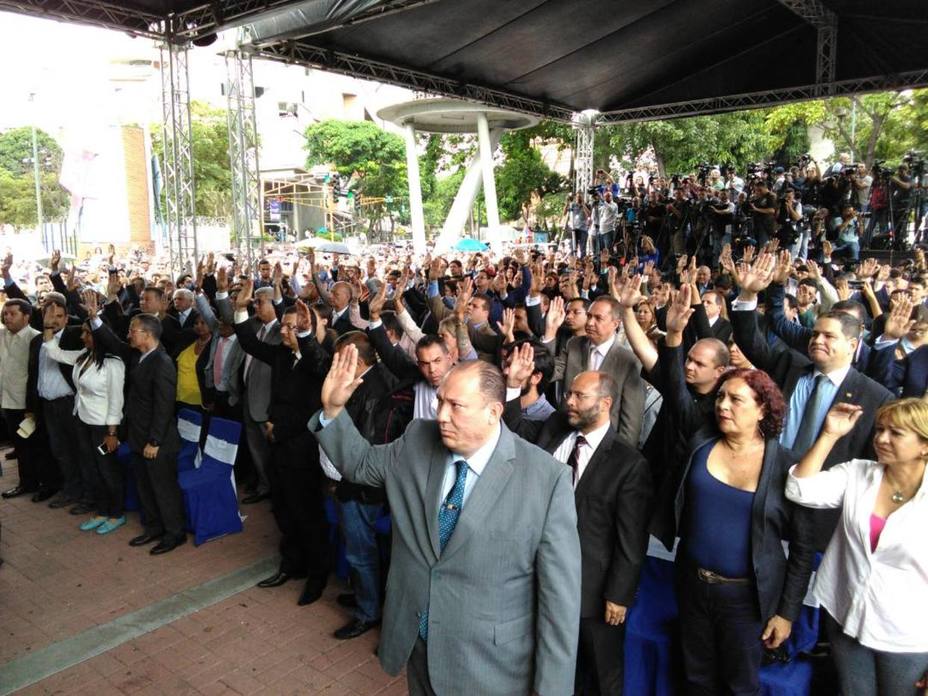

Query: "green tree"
left=602, top=110, right=777, bottom=176
left=151, top=101, right=233, bottom=219
left=0, top=126, right=69, bottom=227
left=496, top=129, right=567, bottom=224
left=303, top=119, right=408, bottom=239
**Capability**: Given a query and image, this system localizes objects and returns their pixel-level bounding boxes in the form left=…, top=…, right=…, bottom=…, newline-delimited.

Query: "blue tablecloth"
left=624, top=551, right=817, bottom=696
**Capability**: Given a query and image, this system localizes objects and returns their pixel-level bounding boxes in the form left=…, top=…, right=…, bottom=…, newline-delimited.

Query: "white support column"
left=476, top=112, right=500, bottom=230
left=403, top=122, right=426, bottom=254
left=434, top=129, right=502, bottom=253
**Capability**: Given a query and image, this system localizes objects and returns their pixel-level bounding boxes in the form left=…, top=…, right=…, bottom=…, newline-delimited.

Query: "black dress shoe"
left=2, top=485, right=35, bottom=499
left=129, top=533, right=162, bottom=547
left=151, top=535, right=187, bottom=555
left=69, top=502, right=96, bottom=516
left=257, top=570, right=294, bottom=588
left=337, top=593, right=358, bottom=609
left=48, top=494, right=75, bottom=509
left=334, top=617, right=380, bottom=640
left=297, top=579, right=326, bottom=606
left=241, top=491, right=270, bottom=505
left=31, top=488, right=58, bottom=503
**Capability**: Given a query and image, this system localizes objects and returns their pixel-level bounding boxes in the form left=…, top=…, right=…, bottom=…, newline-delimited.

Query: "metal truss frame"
left=598, top=69, right=928, bottom=124
left=225, top=49, right=262, bottom=268
left=251, top=41, right=575, bottom=122
left=160, top=36, right=198, bottom=275
left=573, top=112, right=597, bottom=194
left=776, top=0, right=837, bottom=96
left=0, top=0, right=162, bottom=37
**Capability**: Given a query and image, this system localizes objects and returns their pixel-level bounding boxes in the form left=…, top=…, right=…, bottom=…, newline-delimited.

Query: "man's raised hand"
left=321, top=344, right=364, bottom=419
left=506, top=341, right=535, bottom=389
left=665, top=283, right=695, bottom=335
left=236, top=278, right=253, bottom=310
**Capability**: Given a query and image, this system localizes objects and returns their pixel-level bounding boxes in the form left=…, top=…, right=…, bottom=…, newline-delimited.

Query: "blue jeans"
left=833, top=238, right=860, bottom=261
left=339, top=499, right=383, bottom=622
left=824, top=611, right=928, bottom=696
left=572, top=228, right=589, bottom=257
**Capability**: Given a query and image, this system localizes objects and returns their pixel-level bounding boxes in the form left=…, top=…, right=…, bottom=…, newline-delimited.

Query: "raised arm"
left=613, top=271, right=657, bottom=373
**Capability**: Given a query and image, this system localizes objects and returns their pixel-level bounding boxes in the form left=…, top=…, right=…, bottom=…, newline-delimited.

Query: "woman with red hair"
left=651, top=366, right=816, bottom=695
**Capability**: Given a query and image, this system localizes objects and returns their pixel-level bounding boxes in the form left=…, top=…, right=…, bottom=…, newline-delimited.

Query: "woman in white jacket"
left=44, top=322, right=126, bottom=535
left=786, top=398, right=928, bottom=696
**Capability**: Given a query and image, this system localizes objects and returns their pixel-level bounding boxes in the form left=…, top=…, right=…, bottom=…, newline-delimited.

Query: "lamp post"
left=29, top=93, right=44, bottom=235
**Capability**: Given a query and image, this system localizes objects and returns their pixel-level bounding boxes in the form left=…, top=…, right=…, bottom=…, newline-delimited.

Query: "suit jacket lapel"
left=575, top=427, right=617, bottom=499
left=750, top=440, right=778, bottom=549
left=424, top=438, right=446, bottom=560
left=439, top=425, right=516, bottom=562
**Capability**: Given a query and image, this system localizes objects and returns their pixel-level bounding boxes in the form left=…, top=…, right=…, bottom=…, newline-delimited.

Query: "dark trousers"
left=576, top=616, right=625, bottom=695
left=407, top=638, right=438, bottom=696
left=2, top=408, right=47, bottom=491
left=573, top=228, right=589, bottom=258
left=41, top=396, right=82, bottom=500
left=131, top=448, right=185, bottom=539
left=76, top=420, right=124, bottom=518
left=269, top=433, right=329, bottom=584
left=676, top=562, right=763, bottom=696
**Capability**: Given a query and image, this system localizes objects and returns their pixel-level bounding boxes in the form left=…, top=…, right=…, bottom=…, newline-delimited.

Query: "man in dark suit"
left=542, top=295, right=645, bottom=445
left=731, top=252, right=893, bottom=549
left=27, top=297, right=86, bottom=510
left=88, top=299, right=185, bottom=555
left=233, top=281, right=332, bottom=605
left=311, top=355, right=581, bottom=696
left=503, top=351, right=651, bottom=695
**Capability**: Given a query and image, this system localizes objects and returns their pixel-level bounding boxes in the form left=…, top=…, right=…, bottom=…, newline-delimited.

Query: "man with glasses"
left=503, top=351, right=651, bottom=696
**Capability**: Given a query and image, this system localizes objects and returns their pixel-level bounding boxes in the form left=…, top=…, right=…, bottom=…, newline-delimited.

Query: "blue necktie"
left=419, top=459, right=468, bottom=641
left=793, top=374, right=828, bottom=454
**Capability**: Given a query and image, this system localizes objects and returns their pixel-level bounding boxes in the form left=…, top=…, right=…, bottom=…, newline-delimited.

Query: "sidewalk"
left=0, top=452, right=406, bottom=695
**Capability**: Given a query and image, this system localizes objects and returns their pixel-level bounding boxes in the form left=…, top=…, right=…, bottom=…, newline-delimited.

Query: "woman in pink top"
left=786, top=398, right=928, bottom=696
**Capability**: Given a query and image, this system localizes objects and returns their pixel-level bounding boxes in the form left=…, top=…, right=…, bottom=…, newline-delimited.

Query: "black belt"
left=696, top=567, right=750, bottom=585
left=40, top=394, right=73, bottom=402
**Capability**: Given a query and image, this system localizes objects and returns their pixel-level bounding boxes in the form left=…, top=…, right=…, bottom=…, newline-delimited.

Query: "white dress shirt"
left=786, top=459, right=928, bottom=652
left=552, top=420, right=611, bottom=489
left=587, top=334, right=616, bottom=371
left=43, top=340, right=126, bottom=426
left=413, top=381, right=438, bottom=419
left=438, top=423, right=501, bottom=512
left=38, top=329, right=74, bottom=400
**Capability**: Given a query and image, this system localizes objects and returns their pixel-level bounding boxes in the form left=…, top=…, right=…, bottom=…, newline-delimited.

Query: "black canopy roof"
left=3, top=0, right=927, bottom=121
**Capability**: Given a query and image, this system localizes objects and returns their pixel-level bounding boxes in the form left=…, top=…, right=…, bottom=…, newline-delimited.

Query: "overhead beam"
left=250, top=41, right=575, bottom=123
left=598, top=69, right=928, bottom=124
left=0, top=0, right=161, bottom=37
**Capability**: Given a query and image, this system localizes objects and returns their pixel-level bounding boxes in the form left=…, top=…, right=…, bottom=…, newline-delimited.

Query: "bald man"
left=310, top=354, right=581, bottom=696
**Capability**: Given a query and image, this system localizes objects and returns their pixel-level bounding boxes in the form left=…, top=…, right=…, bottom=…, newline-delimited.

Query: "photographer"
left=563, top=192, right=591, bottom=258
left=864, top=167, right=891, bottom=248
left=666, top=188, right=691, bottom=256
left=891, top=163, right=914, bottom=236
left=853, top=164, right=873, bottom=213
left=709, top=190, right=736, bottom=258
left=749, top=181, right=777, bottom=248
left=598, top=190, right=619, bottom=256
left=831, top=204, right=862, bottom=261
left=776, top=188, right=805, bottom=259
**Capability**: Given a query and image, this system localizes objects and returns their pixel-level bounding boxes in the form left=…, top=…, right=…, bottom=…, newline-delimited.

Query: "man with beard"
left=502, top=345, right=652, bottom=695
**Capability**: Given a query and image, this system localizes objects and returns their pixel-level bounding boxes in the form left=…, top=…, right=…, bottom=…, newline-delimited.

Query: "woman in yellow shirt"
left=175, top=316, right=212, bottom=411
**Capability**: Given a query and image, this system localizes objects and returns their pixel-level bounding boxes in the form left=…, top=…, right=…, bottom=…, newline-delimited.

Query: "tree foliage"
left=0, top=126, right=69, bottom=228
left=151, top=101, right=233, bottom=219
left=496, top=129, right=567, bottom=223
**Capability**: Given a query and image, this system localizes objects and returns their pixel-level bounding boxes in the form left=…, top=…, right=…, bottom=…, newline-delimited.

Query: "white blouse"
left=43, top=340, right=125, bottom=427
left=785, top=459, right=928, bottom=652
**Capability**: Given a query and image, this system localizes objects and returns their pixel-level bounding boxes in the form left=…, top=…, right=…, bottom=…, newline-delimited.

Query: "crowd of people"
left=0, top=158, right=927, bottom=695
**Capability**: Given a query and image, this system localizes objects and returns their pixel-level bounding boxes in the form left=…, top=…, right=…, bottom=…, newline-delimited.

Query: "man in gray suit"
left=310, top=349, right=581, bottom=696
left=543, top=295, right=645, bottom=446
left=215, top=270, right=280, bottom=503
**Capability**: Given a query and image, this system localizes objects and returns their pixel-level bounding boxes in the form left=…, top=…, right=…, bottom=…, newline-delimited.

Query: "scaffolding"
left=159, top=35, right=198, bottom=276
left=573, top=111, right=597, bottom=194
left=225, top=49, right=262, bottom=268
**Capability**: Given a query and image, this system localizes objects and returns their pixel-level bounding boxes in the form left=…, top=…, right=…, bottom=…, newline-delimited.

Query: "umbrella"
left=454, top=238, right=488, bottom=252
left=35, top=252, right=77, bottom=268
left=315, top=241, right=351, bottom=254
left=295, top=237, right=325, bottom=249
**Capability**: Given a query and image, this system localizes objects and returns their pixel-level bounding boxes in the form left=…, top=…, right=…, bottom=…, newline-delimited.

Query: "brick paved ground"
left=0, top=450, right=407, bottom=695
